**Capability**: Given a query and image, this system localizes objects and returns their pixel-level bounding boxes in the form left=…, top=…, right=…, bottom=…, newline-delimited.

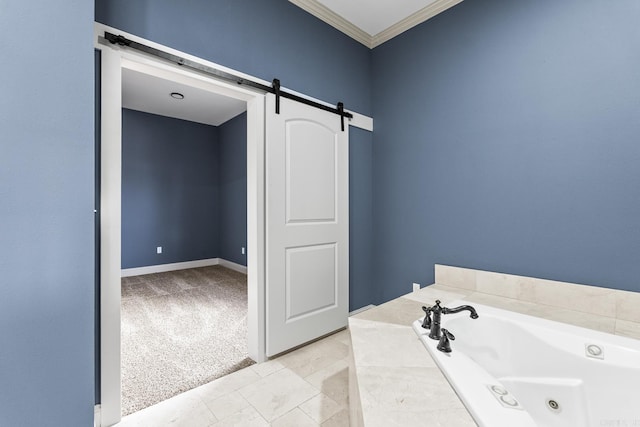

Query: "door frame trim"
left=95, top=23, right=267, bottom=426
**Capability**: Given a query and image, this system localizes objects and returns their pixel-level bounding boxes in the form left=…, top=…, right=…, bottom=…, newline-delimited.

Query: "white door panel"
left=266, top=93, right=348, bottom=356
left=286, top=120, right=336, bottom=223
left=286, top=243, right=337, bottom=320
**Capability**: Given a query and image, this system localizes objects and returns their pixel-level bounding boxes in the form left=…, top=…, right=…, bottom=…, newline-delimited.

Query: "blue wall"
left=0, top=1, right=95, bottom=426
left=122, top=109, right=220, bottom=268
left=95, top=0, right=372, bottom=116
left=122, top=110, right=249, bottom=269
left=349, top=127, right=374, bottom=310
left=219, top=113, right=248, bottom=266
left=371, top=0, right=640, bottom=303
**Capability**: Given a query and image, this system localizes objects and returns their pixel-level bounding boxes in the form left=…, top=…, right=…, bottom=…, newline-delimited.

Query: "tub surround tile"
left=475, top=270, right=537, bottom=301
left=615, top=319, right=640, bottom=340
left=358, top=365, right=462, bottom=410
left=439, top=264, right=627, bottom=319
left=464, top=291, right=540, bottom=313
left=362, top=407, right=475, bottom=427
left=402, top=284, right=472, bottom=306
left=529, top=278, right=617, bottom=318
left=425, top=408, right=478, bottom=427
left=465, top=291, right=617, bottom=333
left=348, top=347, right=364, bottom=427
left=615, top=290, right=640, bottom=323
left=352, top=296, right=426, bottom=326
left=349, top=290, right=475, bottom=427
left=349, top=318, right=436, bottom=368
left=357, top=366, right=471, bottom=427
left=528, top=304, right=616, bottom=334
left=435, top=264, right=477, bottom=290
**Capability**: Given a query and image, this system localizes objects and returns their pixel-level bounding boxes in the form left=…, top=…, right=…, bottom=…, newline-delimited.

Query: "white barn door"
left=265, top=93, right=349, bottom=356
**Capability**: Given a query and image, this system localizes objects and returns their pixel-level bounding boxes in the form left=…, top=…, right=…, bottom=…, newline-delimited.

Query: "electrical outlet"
left=413, top=282, right=421, bottom=292
left=241, top=247, right=245, bottom=255
left=157, top=246, right=162, bottom=254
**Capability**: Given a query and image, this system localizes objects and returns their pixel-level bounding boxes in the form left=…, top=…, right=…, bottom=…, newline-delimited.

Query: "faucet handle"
left=437, top=328, right=455, bottom=353
left=421, top=306, right=432, bottom=329
left=442, top=328, right=455, bottom=340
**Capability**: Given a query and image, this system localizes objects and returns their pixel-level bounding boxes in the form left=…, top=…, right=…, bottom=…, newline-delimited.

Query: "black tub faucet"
left=421, top=300, right=479, bottom=340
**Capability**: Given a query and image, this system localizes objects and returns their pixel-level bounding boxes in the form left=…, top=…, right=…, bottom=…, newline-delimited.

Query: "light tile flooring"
left=116, top=329, right=351, bottom=427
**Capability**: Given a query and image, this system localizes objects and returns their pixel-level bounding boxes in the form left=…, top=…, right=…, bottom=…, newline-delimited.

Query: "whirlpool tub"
left=413, top=301, right=640, bottom=427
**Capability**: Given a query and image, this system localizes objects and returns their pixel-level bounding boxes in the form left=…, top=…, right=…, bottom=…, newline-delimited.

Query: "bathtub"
left=412, top=300, right=640, bottom=427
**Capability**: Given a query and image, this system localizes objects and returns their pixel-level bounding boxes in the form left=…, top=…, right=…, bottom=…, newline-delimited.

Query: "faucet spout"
left=442, top=304, right=479, bottom=319
left=421, top=300, right=479, bottom=340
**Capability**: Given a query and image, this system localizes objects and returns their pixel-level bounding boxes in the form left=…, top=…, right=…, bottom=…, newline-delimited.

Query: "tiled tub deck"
left=348, top=265, right=640, bottom=427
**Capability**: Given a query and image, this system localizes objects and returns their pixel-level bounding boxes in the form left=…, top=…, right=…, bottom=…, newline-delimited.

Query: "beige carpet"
left=120, top=265, right=253, bottom=415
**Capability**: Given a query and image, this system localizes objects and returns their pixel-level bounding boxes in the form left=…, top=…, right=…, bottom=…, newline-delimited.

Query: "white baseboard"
left=349, top=304, right=376, bottom=316
left=94, top=404, right=101, bottom=427
left=121, top=258, right=219, bottom=277
left=121, top=258, right=247, bottom=277
left=218, top=258, right=248, bottom=274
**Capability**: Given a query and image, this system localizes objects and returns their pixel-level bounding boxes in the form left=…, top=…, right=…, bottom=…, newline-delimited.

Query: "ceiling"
left=289, top=0, right=462, bottom=48
left=122, top=68, right=247, bottom=127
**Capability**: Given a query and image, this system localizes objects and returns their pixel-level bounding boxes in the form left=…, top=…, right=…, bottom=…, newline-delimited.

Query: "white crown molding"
left=288, top=0, right=463, bottom=49
left=289, top=0, right=373, bottom=48
left=371, top=0, right=463, bottom=48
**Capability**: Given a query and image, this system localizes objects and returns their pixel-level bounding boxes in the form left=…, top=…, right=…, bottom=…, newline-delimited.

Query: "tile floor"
left=115, top=329, right=351, bottom=427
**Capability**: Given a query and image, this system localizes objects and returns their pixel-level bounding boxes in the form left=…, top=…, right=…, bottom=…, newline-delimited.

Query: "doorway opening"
left=98, top=37, right=266, bottom=425
left=119, top=66, right=252, bottom=414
